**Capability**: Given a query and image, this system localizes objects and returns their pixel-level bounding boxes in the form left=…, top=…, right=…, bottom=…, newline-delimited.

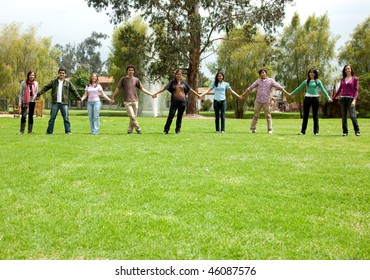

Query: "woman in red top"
left=331, top=65, right=360, bottom=136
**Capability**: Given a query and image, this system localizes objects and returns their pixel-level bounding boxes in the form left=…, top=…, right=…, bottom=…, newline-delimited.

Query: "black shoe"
left=355, top=132, right=360, bottom=136
left=342, top=133, right=348, bottom=136
left=127, top=131, right=133, bottom=134
left=163, top=131, right=168, bottom=135
left=136, top=130, right=142, bottom=134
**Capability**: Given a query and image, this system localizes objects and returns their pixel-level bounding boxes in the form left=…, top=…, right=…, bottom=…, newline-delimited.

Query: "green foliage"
left=70, top=69, right=90, bottom=97
left=200, top=99, right=212, bottom=111
left=0, top=23, right=59, bottom=103
left=109, top=17, right=148, bottom=80
left=0, top=116, right=369, bottom=259
left=275, top=13, right=338, bottom=117
left=56, top=32, right=108, bottom=74
left=210, top=27, right=271, bottom=117
left=338, top=17, right=370, bottom=76
left=357, top=73, right=370, bottom=117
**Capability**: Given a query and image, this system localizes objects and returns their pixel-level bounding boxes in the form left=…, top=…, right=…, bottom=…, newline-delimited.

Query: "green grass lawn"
left=0, top=111, right=369, bottom=260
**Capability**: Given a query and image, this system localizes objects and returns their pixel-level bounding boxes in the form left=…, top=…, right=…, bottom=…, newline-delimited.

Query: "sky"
left=0, top=0, right=369, bottom=77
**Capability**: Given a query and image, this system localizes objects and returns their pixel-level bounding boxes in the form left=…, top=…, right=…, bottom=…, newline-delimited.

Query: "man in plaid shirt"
left=241, top=68, right=290, bottom=134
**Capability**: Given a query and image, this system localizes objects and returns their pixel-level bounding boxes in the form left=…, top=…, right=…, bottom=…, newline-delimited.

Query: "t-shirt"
left=85, top=84, right=103, bottom=102
left=117, top=76, right=143, bottom=102
left=210, top=81, right=230, bottom=101
left=165, top=80, right=190, bottom=102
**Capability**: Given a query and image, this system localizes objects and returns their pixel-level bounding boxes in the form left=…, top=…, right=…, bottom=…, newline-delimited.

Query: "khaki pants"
left=250, top=101, right=272, bottom=132
left=124, top=101, right=140, bottom=132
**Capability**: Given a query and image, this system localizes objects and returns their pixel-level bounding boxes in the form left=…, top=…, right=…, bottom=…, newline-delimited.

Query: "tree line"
left=0, top=1, right=369, bottom=117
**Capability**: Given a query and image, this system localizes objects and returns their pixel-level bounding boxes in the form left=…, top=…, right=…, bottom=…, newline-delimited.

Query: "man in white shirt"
left=37, top=68, right=81, bottom=134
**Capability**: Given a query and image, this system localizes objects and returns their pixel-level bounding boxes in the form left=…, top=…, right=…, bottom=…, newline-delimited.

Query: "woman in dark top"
left=154, top=69, right=200, bottom=134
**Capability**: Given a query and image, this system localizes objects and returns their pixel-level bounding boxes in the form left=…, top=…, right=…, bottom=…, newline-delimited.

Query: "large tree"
left=56, top=32, right=108, bottom=75
left=0, top=23, right=59, bottom=103
left=275, top=13, right=338, bottom=117
left=210, top=27, right=272, bottom=118
left=85, top=0, right=294, bottom=114
left=109, top=17, right=149, bottom=109
left=338, top=16, right=370, bottom=76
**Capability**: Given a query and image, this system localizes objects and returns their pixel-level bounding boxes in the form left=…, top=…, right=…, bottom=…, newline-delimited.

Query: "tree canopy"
left=85, top=0, right=294, bottom=114
left=338, top=16, right=370, bottom=76
left=56, top=32, right=108, bottom=75
left=0, top=23, right=59, bottom=102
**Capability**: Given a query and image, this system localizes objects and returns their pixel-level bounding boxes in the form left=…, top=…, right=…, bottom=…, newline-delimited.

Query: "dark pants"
left=21, top=102, right=35, bottom=125
left=47, top=102, right=71, bottom=134
left=340, top=97, right=360, bottom=134
left=301, top=96, right=320, bottom=134
left=214, top=99, right=226, bottom=132
left=164, top=100, right=186, bottom=133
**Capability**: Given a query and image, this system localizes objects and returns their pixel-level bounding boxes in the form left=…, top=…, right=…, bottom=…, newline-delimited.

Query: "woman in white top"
left=201, top=71, right=241, bottom=133
left=81, top=73, right=111, bottom=134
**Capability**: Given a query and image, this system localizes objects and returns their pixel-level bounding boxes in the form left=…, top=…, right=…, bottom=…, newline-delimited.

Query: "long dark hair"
left=306, top=68, right=319, bottom=85
left=89, top=73, right=99, bottom=87
left=26, top=71, right=36, bottom=83
left=342, top=64, right=354, bottom=78
left=214, top=71, right=224, bottom=87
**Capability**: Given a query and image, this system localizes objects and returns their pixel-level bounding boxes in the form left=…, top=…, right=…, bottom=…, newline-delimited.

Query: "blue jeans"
left=340, top=97, right=360, bottom=134
left=47, top=103, right=70, bottom=134
left=87, top=100, right=101, bottom=134
left=213, top=99, right=226, bottom=132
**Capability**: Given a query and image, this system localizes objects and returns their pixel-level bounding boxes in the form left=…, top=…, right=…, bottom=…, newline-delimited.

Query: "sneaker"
left=299, top=132, right=305, bottom=135
left=342, top=133, right=348, bottom=137
left=127, top=131, right=133, bottom=134
left=221, top=131, right=225, bottom=134
left=268, top=130, right=273, bottom=134
left=136, top=130, right=142, bottom=134
left=163, top=131, right=168, bottom=135
left=175, top=131, right=180, bottom=134
left=355, top=132, right=360, bottom=136
left=66, top=132, right=72, bottom=134
left=250, top=130, right=256, bottom=133
left=314, top=133, right=319, bottom=136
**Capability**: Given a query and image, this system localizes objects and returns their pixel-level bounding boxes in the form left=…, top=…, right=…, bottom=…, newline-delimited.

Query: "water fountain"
left=141, top=81, right=167, bottom=117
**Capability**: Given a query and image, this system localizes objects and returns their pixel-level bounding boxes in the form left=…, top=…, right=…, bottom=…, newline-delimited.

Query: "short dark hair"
left=58, top=68, right=66, bottom=73
left=126, top=65, right=136, bottom=73
left=258, top=68, right=267, bottom=75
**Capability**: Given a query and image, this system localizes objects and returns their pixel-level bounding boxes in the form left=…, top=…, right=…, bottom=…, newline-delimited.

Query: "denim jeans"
left=87, top=100, right=101, bottom=134
left=340, top=97, right=360, bottom=134
left=301, top=96, right=320, bottom=134
left=47, top=102, right=70, bottom=134
left=164, top=100, right=186, bottom=133
left=21, top=102, right=35, bottom=125
left=213, top=99, right=226, bottom=132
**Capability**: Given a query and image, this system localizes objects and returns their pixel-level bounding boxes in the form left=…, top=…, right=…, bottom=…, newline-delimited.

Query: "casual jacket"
left=38, top=78, right=81, bottom=104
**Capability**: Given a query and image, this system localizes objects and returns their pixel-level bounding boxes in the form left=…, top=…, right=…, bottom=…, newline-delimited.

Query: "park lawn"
left=0, top=112, right=369, bottom=260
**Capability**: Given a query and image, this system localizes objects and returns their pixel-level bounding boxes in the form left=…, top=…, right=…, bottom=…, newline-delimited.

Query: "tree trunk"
left=186, top=4, right=201, bottom=115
